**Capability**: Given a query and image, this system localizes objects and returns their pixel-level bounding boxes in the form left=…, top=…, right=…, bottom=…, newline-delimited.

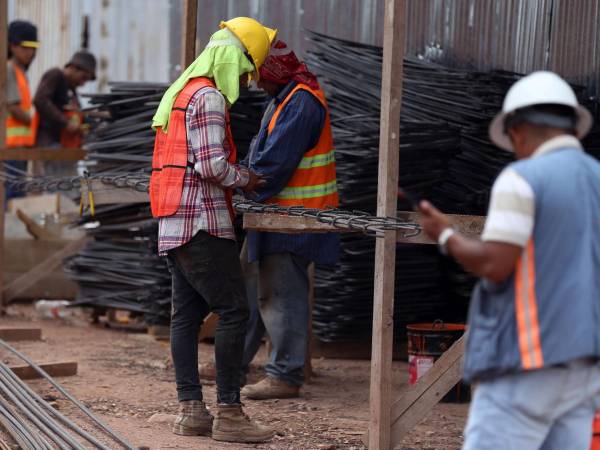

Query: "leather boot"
left=172, top=400, right=213, bottom=436
left=241, top=376, right=300, bottom=400
left=212, top=404, right=275, bottom=443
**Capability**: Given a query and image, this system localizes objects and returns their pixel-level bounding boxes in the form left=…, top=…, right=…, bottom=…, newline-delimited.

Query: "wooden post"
left=369, top=0, right=405, bottom=449
left=0, top=0, right=8, bottom=311
left=181, top=0, right=198, bottom=70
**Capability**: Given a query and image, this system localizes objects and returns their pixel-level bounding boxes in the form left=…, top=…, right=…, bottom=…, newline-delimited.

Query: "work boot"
left=212, top=403, right=275, bottom=443
left=241, top=376, right=300, bottom=400
left=172, top=400, right=213, bottom=436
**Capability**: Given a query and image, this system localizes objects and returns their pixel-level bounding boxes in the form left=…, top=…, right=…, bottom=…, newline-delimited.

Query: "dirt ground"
left=0, top=305, right=467, bottom=450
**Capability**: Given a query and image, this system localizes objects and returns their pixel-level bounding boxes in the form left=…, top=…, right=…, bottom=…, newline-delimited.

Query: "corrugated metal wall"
left=7, top=0, right=172, bottom=94
left=187, top=0, right=600, bottom=96
left=177, top=0, right=384, bottom=56
left=7, top=0, right=600, bottom=96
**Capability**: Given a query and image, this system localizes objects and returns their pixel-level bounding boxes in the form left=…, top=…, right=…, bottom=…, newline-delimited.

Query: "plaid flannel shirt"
left=158, top=86, right=249, bottom=255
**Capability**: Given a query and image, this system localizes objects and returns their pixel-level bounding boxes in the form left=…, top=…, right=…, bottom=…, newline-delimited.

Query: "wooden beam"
left=369, top=0, right=405, bottom=448
left=80, top=180, right=149, bottom=206
left=3, top=237, right=88, bottom=303
left=0, top=148, right=86, bottom=161
left=243, top=213, right=346, bottom=234
left=389, top=336, right=465, bottom=446
left=181, top=0, right=198, bottom=70
left=0, top=0, right=8, bottom=311
left=243, top=211, right=485, bottom=244
left=9, top=361, right=78, bottom=380
left=15, top=209, right=61, bottom=240
left=0, top=328, right=42, bottom=342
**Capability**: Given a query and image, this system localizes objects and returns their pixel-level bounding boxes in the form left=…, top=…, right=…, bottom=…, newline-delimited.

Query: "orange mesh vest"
left=150, top=77, right=238, bottom=218
left=265, top=84, right=339, bottom=209
left=5, top=61, right=38, bottom=147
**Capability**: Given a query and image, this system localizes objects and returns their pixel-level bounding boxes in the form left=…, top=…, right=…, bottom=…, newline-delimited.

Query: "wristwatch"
left=438, top=227, right=456, bottom=256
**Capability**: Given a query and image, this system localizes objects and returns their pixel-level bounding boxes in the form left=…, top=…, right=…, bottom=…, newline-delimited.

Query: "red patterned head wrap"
left=259, top=40, right=319, bottom=90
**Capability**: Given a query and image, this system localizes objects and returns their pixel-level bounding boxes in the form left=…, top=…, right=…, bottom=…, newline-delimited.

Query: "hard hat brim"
left=19, top=40, right=40, bottom=48
left=489, top=105, right=594, bottom=152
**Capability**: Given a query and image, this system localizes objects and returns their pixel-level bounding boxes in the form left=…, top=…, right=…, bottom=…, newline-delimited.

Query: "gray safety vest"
left=463, top=146, right=600, bottom=383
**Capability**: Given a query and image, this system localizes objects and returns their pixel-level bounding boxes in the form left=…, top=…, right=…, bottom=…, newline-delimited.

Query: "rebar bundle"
left=0, top=339, right=135, bottom=449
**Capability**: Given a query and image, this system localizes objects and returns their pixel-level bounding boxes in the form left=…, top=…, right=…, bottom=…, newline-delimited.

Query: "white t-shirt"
left=481, top=135, right=583, bottom=247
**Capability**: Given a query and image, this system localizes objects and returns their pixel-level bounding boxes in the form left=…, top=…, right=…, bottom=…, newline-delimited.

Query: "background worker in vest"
left=150, top=18, right=276, bottom=443
left=240, top=40, right=340, bottom=400
left=419, top=71, right=600, bottom=450
left=5, top=20, right=39, bottom=201
left=33, top=50, right=95, bottom=176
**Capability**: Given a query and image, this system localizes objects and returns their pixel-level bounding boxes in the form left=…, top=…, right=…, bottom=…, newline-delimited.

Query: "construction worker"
left=419, top=71, right=600, bottom=450
left=5, top=20, right=39, bottom=201
left=150, top=18, right=276, bottom=443
left=33, top=50, right=96, bottom=176
left=240, top=40, right=339, bottom=400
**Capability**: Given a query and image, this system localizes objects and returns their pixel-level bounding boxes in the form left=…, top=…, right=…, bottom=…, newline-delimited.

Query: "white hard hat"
left=489, top=71, right=593, bottom=151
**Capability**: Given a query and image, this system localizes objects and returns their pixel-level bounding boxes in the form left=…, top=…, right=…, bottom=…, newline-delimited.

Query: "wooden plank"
left=243, top=211, right=485, bottom=243
left=80, top=179, right=149, bottom=206
left=0, top=148, right=86, bottom=161
left=3, top=237, right=88, bottom=302
left=369, top=1, right=405, bottom=448
left=0, top=328, right=41, bottom=342
left=389, top=336, right=465, bottom=447
left=0, top=0, right=8, bottom=311
left=15, top=209, right=60, bottom=240
left=244, top=213, right=346, bottom=233
left=9, top=361, right=78, bottom=380
left=181, top=0, right=198, bottom=70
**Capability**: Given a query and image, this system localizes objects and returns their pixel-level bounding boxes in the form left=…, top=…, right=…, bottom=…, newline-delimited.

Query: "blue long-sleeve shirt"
left=245, top=81, right=340, bottom=265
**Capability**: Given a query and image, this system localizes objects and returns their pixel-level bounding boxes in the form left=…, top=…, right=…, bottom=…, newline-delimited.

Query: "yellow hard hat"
left=220, top=17, right=277, bottom=69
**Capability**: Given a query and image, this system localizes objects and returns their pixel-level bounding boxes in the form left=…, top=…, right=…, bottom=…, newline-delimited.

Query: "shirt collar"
left=532, top=135, right=582, bottom=158
left=274, top=81, right=297, bottom=104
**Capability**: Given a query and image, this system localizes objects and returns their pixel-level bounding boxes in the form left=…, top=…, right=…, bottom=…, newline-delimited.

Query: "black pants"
left=167, top=231, right=249, bottom=404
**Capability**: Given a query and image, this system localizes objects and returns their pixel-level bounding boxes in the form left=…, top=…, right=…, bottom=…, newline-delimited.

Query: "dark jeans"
left=167, top=231, right=249, bottom=404
left=242, top=247, right=310, bottom=387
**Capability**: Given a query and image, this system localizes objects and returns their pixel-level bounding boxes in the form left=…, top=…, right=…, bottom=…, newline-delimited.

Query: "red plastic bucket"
left=407, top=321, right=468, bottom=402
left=591, top=410, right=600, bottom=450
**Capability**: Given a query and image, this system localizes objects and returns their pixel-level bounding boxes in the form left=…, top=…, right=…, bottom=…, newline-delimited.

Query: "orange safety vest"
left=150, top=77, right=238, bottom=218
left=265, top=84, right=339, bottom=209
left=59, top=110, right=84, bottom=148
left=5, top=61, right=38, bottom=147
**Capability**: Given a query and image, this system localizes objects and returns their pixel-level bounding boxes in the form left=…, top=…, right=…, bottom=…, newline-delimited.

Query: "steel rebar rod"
left=0, top=340, right=136, bottom=450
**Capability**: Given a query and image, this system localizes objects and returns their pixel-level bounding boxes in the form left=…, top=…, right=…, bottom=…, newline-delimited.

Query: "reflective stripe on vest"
left=5, top=62, right=37, bottom=147
left=276, top=180, right=338, bottom=200
left=150, top=77, right=238, bottom=219
left=265, top=84, right=339, bottom=209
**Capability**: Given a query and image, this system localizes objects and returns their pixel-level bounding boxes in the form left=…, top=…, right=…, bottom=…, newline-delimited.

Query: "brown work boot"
left=172, top=400, right=213, bottom=436
left=198, top=361, right=216, bottom=381
left=212, top=403, right=274, bottom=443
left=241, top=376, right=300, bottom=400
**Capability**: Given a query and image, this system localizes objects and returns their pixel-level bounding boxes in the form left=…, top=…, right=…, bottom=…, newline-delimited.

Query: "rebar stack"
left=305, top=32, right=519, bottom=341
left=0, top=339, right=136, bottom=449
